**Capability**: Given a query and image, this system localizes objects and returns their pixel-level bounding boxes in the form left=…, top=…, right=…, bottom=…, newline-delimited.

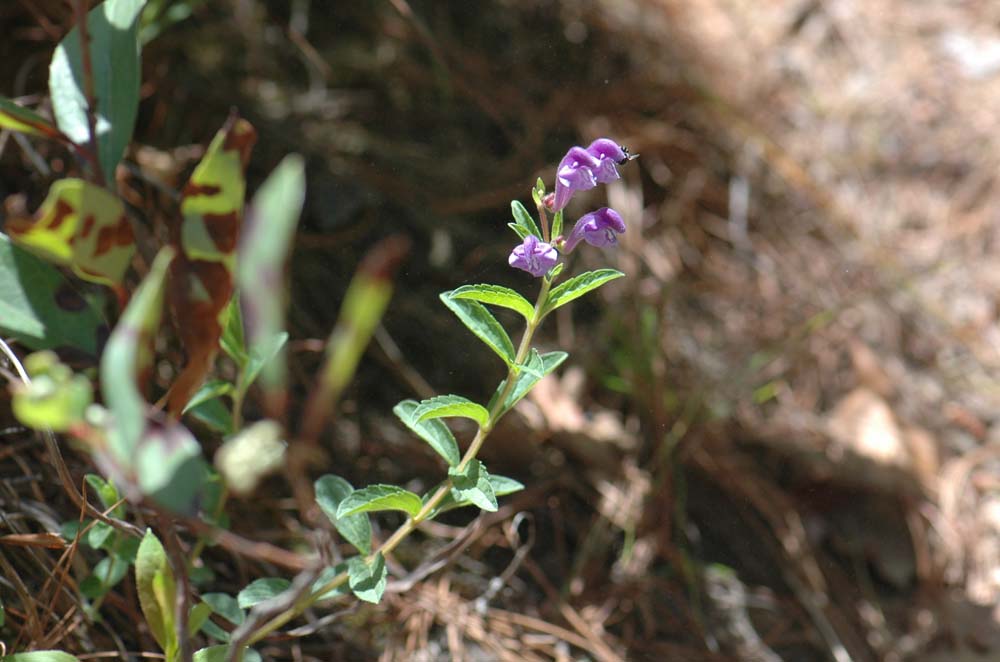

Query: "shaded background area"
left=3, top=1, right=1000, bottom=660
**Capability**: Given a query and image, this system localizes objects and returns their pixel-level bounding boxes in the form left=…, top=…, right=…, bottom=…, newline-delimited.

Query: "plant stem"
left=72, top=0, right=105, bottom=187
left=241, top=276, right=554, bottom=647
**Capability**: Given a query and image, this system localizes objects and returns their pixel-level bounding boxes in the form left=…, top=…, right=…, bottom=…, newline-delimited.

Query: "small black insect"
left=617, top=145, right=640, bottom=165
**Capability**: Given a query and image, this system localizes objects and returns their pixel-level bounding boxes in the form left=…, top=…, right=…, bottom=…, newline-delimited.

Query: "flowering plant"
left=1, top=5, right=631, bottom=647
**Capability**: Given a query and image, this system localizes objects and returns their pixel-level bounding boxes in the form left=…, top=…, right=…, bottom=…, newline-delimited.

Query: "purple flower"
left=563, top=207, right=626, bottom=253
left=586, top=139, right=628, bottom=184
left=509, top=235, right=558, bottom=277
left=552, top=146, right=599, bottom=211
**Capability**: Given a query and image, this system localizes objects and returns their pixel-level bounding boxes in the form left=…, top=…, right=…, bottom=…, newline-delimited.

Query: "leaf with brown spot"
left=6, top=178, right=134, bottom=287
left=166, top=114, right=257, bottom=415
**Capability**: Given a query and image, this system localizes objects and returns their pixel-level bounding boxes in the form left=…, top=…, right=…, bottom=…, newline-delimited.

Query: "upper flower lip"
left=552, top=139, right=630, bottom=211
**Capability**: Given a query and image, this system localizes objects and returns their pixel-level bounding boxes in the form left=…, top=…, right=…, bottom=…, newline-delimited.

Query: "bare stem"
left=71, top=0, right=106, bottom=186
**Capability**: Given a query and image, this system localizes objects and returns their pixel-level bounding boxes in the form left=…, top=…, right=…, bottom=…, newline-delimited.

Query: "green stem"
left=242, top=276, right=554, bottom=647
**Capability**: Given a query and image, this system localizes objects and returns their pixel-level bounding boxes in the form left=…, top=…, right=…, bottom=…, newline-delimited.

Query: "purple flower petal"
left=563, top=207, right=626, bottom=253
left=509, top=235, right=559, bottom=277
left=586, top=138, right=627, bottom=184
left=553, top=146, right=599, bottom=211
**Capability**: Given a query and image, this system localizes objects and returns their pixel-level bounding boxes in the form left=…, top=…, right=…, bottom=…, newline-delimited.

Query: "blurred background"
left=4, top=1, right=1000, bottom=660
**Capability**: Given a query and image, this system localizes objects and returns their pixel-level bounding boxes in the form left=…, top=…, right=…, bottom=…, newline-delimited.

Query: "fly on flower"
left=551, top=138, right=636, bottom=211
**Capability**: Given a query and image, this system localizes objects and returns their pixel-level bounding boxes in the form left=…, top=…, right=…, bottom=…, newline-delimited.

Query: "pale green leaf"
left=237, top=577, right=291, bottom=609
left=413, top=394, right=489, bottom=428
left=448, top=460, right=497, bottom=512
left=449, top=284, right=535, bottom=323
left=543, top=269, right=625, bottom=315
left=393, top=400, right=460, bottom=467
left=314, top=475, right=372, bottom=555
left=135, top=530, right=177, bottom=656
left=49, top=0, right=145, bottom=184
left=439, top=291, right=515, bottom=366
left=347, top=554, right=387, bottom=604
left=335, top=485, right=423, bottom=519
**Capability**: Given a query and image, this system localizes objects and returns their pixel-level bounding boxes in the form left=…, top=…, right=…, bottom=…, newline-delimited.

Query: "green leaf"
left=0, top=95, right=65, bottom=140
left=237, top=577, right=291, bottom=609
left=510, top=201, right=541, bottom=239
left=347, top=554, right=387, bottom=604
left=448, top=460, right=497, bottom=512
left=449, top=284, right=535, bottom=323
left=543, top=269, right=625, bottom=315
left=219, top=296, right=247, bottom=366
left=242, top=331, right=288, bottom=394
left=0, top=652, right=81, bottom=662
left=100, top=246, right=173, bottom=466
left=188, top=601, right=212, bottom=636
left=135, top=530, right=177, bottom=657
left=238, top=154, right=306, bottom=397
left=85, top=473, right=123, bottom=517
left=413, top=394, right=490, bottom=428
left=85, top=521, right=115, bottom=550
left=314, top=475, right=372, bottom=555
left=506, top=222, right=529, bottom=240
left=312, top=563, right=350, bottom=601
left=134, top=421, right=210, bottom=514
left=551, top=209, right=564, bottom=239
left=0, top=232, right=108, bottom=355
left=393, top=400, right=460, bottom=467
left=49, top=0, right=146, bottom=184
left=545, top=262, right=564, bottom=282
left=335, top=485, right=423, bottom=519
left=193, top=646, right=261, bottom=662
left=201, top=593, right=244, bottom=626
left=182, top=379, right=233, bottom=415
left=186, top=395, right=233, bottom=435
left=6, top=179, right=134, bottom=286
left=214, top=419, right=286, bottom=495
left=426, top=473, right=524, bottom=516
left=80, top=554, right=129, bottom=598
left=439, top=291, right=515, bottom=366
left=490, top=350, right=568, bottom=415
left=11, top=351, right=93, bottom=433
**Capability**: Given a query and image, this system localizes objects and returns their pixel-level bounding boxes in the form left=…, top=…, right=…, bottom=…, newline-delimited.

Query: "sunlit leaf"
left=413, top=394, right=490, bottom=428
left=201, top=593, right=244, bottom=626
left=510, top=200, right=541, bottom=240
left=0, top=96, right=66, bottom=141
left=192, top=646, right=261, bottom=662
left=135, top=530, right=177, bottom=658
left=301, top=237, right=409, bottom=440
left=347, top=553, right=387, bottom=604
left=449, top=284, right=535, bottom=323
left=448, top=460, right=497, bottom=512
left=315, top=475, right=372, bottom=555
left=489, top=350, right=567, bottom=415
left=542, top=269, right=625, bottom=315
left=0, top=232, right=108, bottom=355
left=439, top=291, right=515, bottom=366
left=393, top=400, right=460, bottom=467
left=335, top=484, right=423, bottom=519
left=425, top=473, right=524, bottom=516
left=0, top=652, right=81, bottom=662
left=237, top=577, right=290, bottom=609
left=49, top=0, right=145, bottom=183
left=5, top=179, right=134, bottom=286
left=100, top=247, right=173, bottom=466
left=166, top=114, right=256, bottom=415
left=238, top=154, right=306, bottom=413
left=11, top=351, right=92, bottom=433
